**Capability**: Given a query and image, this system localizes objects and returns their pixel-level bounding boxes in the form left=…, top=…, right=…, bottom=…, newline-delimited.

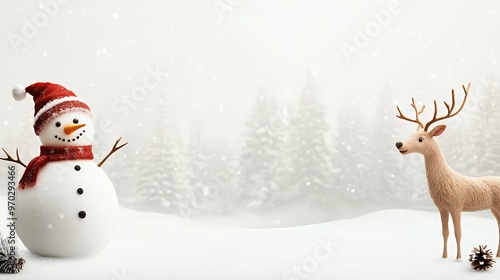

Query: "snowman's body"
left=10, top=106, right=121, bottom=257
left=16, top=160, right=118, bottom=257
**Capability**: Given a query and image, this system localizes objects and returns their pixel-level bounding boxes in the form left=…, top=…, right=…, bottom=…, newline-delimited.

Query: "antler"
left=98, top=137, right=128, bottom=167
left=396, top=98, right=426, bottom=129
left=423, top=82, right=470, bottom=131
left=0, top=148, right=27, bottom=168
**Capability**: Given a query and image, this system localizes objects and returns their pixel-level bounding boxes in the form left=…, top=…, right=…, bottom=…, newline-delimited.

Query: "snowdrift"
left=1, top=203, right=499, bottom=279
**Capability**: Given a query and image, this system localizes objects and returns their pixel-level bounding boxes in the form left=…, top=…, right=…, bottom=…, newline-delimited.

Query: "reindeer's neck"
left=423, top=144, right=455, bottom=188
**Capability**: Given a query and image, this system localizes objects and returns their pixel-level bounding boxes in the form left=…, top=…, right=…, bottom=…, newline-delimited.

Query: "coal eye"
left=418, top=137, right=424, bottom=143
left=73, top=118, right=79, bottom=124
left=55, top=121, right=61, bottom=127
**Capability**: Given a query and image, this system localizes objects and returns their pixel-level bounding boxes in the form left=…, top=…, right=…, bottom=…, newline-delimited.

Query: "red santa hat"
left=12, top=82, right=92, bottom=135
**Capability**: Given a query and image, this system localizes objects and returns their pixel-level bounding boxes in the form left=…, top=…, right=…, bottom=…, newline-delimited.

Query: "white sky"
left=1, top=0, right=500, bottom=147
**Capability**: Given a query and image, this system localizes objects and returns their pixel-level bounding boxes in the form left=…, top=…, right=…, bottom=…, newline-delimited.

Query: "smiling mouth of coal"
left=54, top=130, right=86, bottom=143
left=399, top=150, right=408, bottom=154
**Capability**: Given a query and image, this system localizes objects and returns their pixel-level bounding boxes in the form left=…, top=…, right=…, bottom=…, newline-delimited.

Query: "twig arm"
left=0, top=148, right=27, bottom=168
left=98, top=137, right=128, bottom=167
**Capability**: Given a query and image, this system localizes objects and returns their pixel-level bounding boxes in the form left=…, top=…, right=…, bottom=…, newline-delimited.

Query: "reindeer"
left=395, top=83, right=500, bottom=259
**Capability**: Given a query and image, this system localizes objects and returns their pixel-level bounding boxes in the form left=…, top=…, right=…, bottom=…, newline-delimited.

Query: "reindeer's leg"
left=490, top=208, right=500, bottom=258
left=439, top=209, right=449, bottom=258
left=450, top=211, right=462, bottom=259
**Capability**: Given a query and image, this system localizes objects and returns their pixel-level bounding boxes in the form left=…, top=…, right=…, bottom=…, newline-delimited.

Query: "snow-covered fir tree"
left=326, top=131, right=342, bottom=192
left=133, top=99, right=193, bottom=215
left=186, top=123, right=235, bottom=215
left=284, top=81, right=334, bottom=205
left=461, top=77, right=500, bottom=177
left=335, top=106, right=370, bottom=200
left=186, top=122, right=213, bottom=215
left=368, top=93, right=401, bottom=204
left=237, top=93, right=286, bottom=211
left=207, top=138, right=239, bottom=214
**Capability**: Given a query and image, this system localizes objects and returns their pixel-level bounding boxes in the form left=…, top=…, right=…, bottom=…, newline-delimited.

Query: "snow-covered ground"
left=1, top=196, right=499, bottom=279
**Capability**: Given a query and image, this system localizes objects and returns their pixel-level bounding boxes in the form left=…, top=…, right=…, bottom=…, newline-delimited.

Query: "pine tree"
left=462, top=77, right=500, bottom=177
left=186, top=123, right=213, bottom=215
left=186, top=124, right=236, bottom=215
left=133, top=99, right=193, bottom=216
left=207, top=138, right=239, bottom=214
left=285, top=81, right=334, bottom=205
left=335, top=107, right=370, bottom=201
left=237, top=93, right=286, bottom=211
left=368, top=92, right=401, bottom=205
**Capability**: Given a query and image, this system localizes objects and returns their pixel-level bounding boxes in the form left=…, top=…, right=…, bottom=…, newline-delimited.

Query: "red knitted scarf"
left=19, top=145, right=94, bottom=189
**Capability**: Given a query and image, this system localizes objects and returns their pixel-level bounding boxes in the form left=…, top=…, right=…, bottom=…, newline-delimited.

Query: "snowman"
left=1, top=82, right=126, bottom=257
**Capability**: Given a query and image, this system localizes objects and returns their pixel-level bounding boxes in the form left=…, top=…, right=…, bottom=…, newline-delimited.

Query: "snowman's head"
left=38, top=111, right=94, bottom=146
left=11, top=82, right=94, bottom=146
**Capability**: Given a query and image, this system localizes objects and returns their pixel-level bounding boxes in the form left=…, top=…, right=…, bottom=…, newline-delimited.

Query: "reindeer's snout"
left=396, top=142, right=403, bottom=149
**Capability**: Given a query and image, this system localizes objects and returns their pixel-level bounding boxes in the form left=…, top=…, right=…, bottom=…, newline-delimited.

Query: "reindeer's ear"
left=429, top=124, right=446, bottom=137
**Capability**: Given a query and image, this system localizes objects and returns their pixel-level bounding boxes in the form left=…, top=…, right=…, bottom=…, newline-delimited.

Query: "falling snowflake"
left=203, top=186, right=211, bottom=197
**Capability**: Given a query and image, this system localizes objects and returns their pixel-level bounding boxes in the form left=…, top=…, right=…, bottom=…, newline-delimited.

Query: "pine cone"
left=468, top=245, right=496, bottom=271
left=0, top=234, right=25, bottom=274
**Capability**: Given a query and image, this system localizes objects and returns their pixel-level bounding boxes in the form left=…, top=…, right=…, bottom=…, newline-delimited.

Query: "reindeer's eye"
left=418, top=137, right=424, bottom=143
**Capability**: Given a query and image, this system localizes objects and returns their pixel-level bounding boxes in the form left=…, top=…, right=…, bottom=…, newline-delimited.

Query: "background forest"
left=88, top=75, right=500, bottom=224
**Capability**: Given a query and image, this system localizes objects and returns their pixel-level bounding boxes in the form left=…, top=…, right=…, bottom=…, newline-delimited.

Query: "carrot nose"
left=64, top=123, right=86, bottom=135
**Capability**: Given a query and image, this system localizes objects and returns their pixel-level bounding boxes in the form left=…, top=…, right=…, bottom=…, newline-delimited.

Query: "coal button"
left=78, top=211, right=86, bottom=219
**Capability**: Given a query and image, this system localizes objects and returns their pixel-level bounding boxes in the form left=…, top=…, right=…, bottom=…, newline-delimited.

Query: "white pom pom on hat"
left=12, top=84, right=26, bottom=101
